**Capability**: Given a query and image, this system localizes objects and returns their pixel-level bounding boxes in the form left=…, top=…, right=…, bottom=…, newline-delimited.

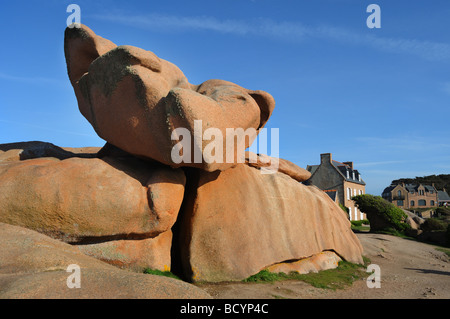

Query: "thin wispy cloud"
left=0, top=72, right=62, bottom=86
left=356, top=136, right=450, bottom=152
left=91, top=13, right=450, bottom=62
left=0, top=119, right=93, bottom=137
left=357, top=160, right=406, bottom=167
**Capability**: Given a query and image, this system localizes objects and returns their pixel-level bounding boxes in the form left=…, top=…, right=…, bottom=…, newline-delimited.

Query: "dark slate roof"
left=384, top=183, right=437, bottom=194
left=306, top=165, right=319, bottom=176
left=438, top=190, right=450, bottom=201
left=333, top=163, right=366, bottom=185
left=382, top=185, right=396, bottom=194
left=324, top=190, right=338, bottom=202
left=305, top=159, right=366, bottom=185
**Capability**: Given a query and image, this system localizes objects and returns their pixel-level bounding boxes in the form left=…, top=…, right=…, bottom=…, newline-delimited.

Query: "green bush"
left=352, top=194, right=410, bottom=234
left=422, top=218, right=447, bottom=232
left=351, top=219, right=370, bottom=227
left=351, top=220, right=363, bottom=227
left=436, top=207, right=450, bottom=217
left=339, top=204, right=349, bottom=214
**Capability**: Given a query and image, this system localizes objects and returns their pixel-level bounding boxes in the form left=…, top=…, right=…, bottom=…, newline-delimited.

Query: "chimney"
left=320, top=153, right=332, bottom=164
left=343, top=161, right=354, bottom=170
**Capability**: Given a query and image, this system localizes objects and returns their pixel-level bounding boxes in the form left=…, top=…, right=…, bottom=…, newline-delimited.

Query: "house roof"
left=324, top=190, right=338, bottom=202
left=306, top=157, right=366, bottom=185
left=383, top=183, right=438, bottom=194
left=438, top=190, right=450, bottom=201
left=306, top=165, right=319, bottom=176
left=333, top=163, right=366, bottom=185
left=382, top=185, right=396, bottom=194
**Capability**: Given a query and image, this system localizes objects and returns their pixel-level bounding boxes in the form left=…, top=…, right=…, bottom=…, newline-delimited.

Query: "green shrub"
left=351, top=220, right=369, bottom=227
left=339, top=204, right=349, bottom=214
left=422, top=218, right=447, bottom=232
left=436, top=207, right=450, bottom=217
left=351, top=220, right=363, bottom=227
left=352, top=194, right=410, bottom=234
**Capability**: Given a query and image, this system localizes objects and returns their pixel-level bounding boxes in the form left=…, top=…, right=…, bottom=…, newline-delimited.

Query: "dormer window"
left=346, top=170, right=350, bottom=179
left=352, top=172, right=355, bottom=180
left=358, top=174, right=361, bottom=182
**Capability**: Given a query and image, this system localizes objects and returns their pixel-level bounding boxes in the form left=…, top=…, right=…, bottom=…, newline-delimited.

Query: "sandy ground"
left=197, top=233, right=450, bottom=299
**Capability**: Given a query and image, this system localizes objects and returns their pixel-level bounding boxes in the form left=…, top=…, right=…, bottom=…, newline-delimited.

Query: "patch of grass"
left=352, top=224, right=370, bottom=232
left=435, top=247, right=450, bottom=258
left=143, top=268, right=181, bottom=280
left=243, top=260, right=369, bottom=290
left=243, top=270, right=282, bottom=283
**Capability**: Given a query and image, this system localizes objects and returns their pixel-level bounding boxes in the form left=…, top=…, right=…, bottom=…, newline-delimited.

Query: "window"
left=431, top=200, right=435, bottom=206
left=397, top=190, right=402, bottom=197
left=419, top=199, right=426, bottom=206
left=354, top=189, right=357, bottom=196
left=346, top=170, right=350, bottom=179
left=352, top=172, right=355, bottom=180
left=359, top=190, right=363, bottom=195
left=358, top=174, right=361, bottom=182
left=347, top=188, right=351, bottom=200
left=419, top=190, right=424, bottom=196
left=348, top=207, right=352, bottom=220
left=410, top=200, right=415, bottom=207
left=397, top=200, right=404, bottom=206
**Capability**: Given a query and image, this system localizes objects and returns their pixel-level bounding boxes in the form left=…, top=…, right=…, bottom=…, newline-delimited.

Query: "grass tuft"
left=243, top=260, right=370, bottom=290
left=143, top=268, right=181, bottom=280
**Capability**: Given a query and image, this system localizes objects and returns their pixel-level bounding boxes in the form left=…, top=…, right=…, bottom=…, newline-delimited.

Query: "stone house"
left=381, top=183, right=438, bottom=210
left=304, top=153, right=366, bottom=221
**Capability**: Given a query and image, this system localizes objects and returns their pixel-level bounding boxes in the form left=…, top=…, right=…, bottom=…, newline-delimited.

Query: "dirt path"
left=197, top=233, right=450, bottom=299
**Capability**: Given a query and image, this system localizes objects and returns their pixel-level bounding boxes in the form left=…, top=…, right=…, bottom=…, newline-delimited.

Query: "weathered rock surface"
left=179, top=164, right=364, bottom=282
left=0, top=153, right=185, bottom=242
left=0, top=223, right=210, bottom=299
left=245, top=151, right=312, bottom=182
left=266, top=251, right=342, bottom=275
left=0, top=141, right=99, bottom=162
left=64, top=25, right=275, bottom=172
left=77, top=230, right=173, bottom=272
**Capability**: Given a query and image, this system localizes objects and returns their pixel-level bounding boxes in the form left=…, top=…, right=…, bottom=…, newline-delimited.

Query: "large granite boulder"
left=64, top=25, right=275, bottom=172
left=0, top=222, right=210, bottom=299
left=0, top=141, right=99, bottom=162
left=0, top=24, right=366, bottom=294
left=0, top=155, right=185, bottom=242
left=178, top=164, right=364, bottom=282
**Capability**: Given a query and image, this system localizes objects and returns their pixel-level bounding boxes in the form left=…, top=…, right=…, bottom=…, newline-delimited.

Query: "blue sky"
left=0, top=0, right=449, bottom=195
